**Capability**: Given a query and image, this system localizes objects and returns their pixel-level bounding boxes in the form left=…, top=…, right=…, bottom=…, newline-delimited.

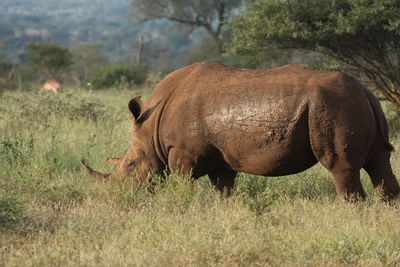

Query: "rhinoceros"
left=82, top=62, right=400, bottom=200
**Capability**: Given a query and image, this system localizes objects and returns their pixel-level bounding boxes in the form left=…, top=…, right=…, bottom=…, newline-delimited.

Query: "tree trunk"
left=136, top=35, right=146, bottom=67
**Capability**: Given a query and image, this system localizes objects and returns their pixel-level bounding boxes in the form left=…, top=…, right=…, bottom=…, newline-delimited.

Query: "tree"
left=0, top=41, right=18, bottom=90
left=0, top=40, right=4, bottom=61
left=184, top=35, right=222, bottom=64
left=135, top=35, right=151, bottom=67
left=230, top=0, right=400, bottom=107
left=130, top=0, right=242, bottom=53
left=70, top=44, right=109, bottom=85
left=26, top=42, right=73, bottom=79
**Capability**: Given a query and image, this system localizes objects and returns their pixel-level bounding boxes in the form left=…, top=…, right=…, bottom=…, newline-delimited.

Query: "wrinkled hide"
left=83, top=62, right=400, bottom=200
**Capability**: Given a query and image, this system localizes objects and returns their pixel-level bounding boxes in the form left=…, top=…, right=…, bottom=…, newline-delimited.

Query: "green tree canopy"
left=131, top=0, right=242, bottom=53
left=230, top=0, right=400, bottom=107
left=26, top=42, right=73, bottom=79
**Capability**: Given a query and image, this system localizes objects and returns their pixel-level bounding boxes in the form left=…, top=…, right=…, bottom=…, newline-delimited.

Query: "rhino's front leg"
left=208, top=170, right=237, bottom=195
left=167, top=148, right=197, bottom=177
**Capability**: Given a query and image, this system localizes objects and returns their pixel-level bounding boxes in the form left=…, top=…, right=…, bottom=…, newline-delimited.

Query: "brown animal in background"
left=40, top=79, right=62, bottom=93
left=82, top=62, right=400, bottom=200
left=0, top=88, right=4, bottom=96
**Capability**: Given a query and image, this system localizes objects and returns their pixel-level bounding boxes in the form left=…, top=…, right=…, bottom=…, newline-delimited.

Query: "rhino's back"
left=148, top=62, right=312, bottom=105
left=152, top=61, right=362, bottom=105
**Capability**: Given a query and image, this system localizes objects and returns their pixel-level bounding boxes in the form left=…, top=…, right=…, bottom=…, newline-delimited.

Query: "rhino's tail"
left=365, top=89, right=394, bottom=151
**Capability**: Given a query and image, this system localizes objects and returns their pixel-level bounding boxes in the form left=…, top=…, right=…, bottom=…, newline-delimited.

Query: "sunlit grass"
left=1, top=89, right=400, bottom=266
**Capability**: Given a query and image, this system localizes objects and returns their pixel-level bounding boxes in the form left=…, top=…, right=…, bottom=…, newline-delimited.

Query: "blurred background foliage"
left=0, top=0, right=400, bottom=111
left=0, top=0, right=320, bottom=91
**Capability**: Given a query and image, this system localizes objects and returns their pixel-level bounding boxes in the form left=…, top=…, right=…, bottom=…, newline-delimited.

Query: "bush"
left=26, top=42, right=73, bottom=79
left=88, top=65, right=147, bottom=89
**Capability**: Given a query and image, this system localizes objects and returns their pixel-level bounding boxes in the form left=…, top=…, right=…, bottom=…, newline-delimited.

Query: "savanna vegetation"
left=1, top=87, right=400, bottom=266
left=2, top=0, right=400, bottom=265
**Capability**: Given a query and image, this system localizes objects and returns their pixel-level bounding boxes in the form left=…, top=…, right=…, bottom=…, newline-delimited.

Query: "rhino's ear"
left=136, top=101, right=161, bottom=124
left=128, top=96, right=143, bottom=121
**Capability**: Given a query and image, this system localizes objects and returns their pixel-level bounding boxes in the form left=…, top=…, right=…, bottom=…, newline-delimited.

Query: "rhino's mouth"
left=80, top=160, right=111, bottom=180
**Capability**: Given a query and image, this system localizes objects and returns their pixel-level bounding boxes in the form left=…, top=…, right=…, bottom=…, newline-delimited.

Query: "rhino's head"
left=81, top=96, right=162, bottom=182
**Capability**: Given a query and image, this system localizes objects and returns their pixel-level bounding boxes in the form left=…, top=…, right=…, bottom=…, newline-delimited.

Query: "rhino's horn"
left=80, top=160, right=110, bottom=180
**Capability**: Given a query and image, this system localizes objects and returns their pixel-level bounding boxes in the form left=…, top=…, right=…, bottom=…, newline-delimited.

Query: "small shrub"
left=0, top=195, right=26, bottom=228
left=145, top=71, right=163, bottom=87
left=0, top=138, right=26, bottom=165
left=88, top=65, right=147, bottom=89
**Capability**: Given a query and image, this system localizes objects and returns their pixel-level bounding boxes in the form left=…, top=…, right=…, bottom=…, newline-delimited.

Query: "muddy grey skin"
left=82, top=62, right=400, bottom=200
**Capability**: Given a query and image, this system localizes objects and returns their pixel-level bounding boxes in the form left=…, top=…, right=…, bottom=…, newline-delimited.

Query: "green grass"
left=1, top=88, right=400, bottom=266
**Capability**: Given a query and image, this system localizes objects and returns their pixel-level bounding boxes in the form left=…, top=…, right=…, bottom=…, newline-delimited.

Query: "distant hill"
left=0, top=0, right=140, bottom=62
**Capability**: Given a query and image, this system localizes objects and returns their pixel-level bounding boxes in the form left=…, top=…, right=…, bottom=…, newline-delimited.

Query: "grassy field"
left=1, top=88, right=400, bottom=266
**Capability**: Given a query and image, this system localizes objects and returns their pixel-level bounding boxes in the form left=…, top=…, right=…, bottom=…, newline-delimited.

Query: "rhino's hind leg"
left=309, top=129, right=367, bottom=200
left=364, top=150, right=400, bottom=200
left=330, top=167, right=365, bottom=200
left=310, top=137, right=367, bottom=199
left=208, top=170, right=237, bottom=195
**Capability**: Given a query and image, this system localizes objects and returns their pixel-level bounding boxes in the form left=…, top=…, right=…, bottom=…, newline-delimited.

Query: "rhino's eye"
left=127, top=160, right=137, bottom=169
